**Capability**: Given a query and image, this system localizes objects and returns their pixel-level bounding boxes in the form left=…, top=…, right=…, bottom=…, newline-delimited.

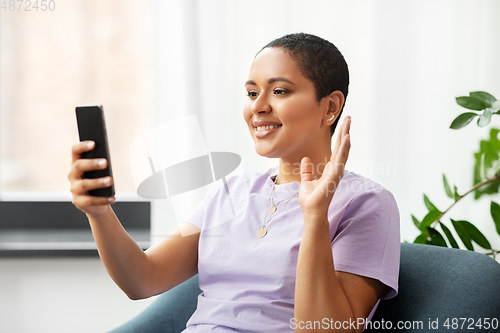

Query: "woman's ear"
left=324, top=90, right=345, bottom=124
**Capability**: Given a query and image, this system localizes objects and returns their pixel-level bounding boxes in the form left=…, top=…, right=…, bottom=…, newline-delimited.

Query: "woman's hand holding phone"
left=69, top=140, right=116, bottom=217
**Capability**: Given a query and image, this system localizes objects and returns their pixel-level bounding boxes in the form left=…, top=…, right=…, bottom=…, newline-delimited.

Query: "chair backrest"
left=365, top=243, right=500, bottom=333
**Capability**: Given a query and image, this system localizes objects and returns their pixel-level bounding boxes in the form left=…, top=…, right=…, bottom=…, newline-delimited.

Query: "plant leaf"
left=411, top=214, right=421, bottom=229
left=451, top=219, right=474, bottom=251
left=458, top=220, right=492, bottom=249
left=456, top=96, right=487, bottom=111
left=439, top=222, right=459, bottom=248
left=427, top=227, right=448, bottom=247
left=479, top=152, right=486, bottom=180
left=443, top=174, right=453, bottom=199
left=470, top=91, right=496, bottom=108
left=450, top=112, right=478, bottom=129
left=423, top=194, right=438, bottom=211
left=414, top=232, right=427, bottom=244
left=490, top=201, right=500, bottom=237
left=420, top=210, right=441, bottom=231
left=473, top=178, right=500, bottom=200
left=477, top=108, right=493, bottom=127
left=492, top=100, right=500, bottom=112
left=473, top=129, right=500, bottom=199
left=453, top=185, right=460, bottom=202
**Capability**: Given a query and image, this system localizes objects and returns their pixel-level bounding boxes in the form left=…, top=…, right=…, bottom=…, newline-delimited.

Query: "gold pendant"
left=257, top=226, right=267, bottom=238
left=268, top=206, right=276, bottom=213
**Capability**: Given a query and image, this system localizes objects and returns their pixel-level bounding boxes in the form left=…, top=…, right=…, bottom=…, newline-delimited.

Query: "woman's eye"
left=247, top=91, right=258, bottom=98
left=274, top=89, right=287, bottom=95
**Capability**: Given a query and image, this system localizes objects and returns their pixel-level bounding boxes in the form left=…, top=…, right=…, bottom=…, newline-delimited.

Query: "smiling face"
left=243, top=47, right=332, bottom=162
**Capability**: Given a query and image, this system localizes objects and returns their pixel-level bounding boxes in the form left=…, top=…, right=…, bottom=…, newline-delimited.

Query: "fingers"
left=341, top=116, right=351, bottom=137
left=69, top=141, right=112, bottom=195
left=72, top=141, right=95, bottom=163
left=71, top=176, right=113, bottom=195
left=340, top=133, right=351, bottom=163
left=69, top=141, right=116, bottom=215
left=68, top=157, right=108, bottom=181
left=334, top=134, right=350, bottom=175
left=70, top=170, right=115, bottom=208
left=338, top=117, right=351, bottom=164
left=300, top=157, right=313, bottom=182
left=68, top=156, right=111, bottom=198
left=328, top=117, right=351, bottom=183
left=72, top=195, right=115, bottom=207
left=332, top=116, right=351, bottom=160
left=332, top=116, right=351, bottom=161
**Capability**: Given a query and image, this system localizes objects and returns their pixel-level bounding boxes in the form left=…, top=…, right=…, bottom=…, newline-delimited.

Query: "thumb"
left=300, top=157, right=313, bottom=182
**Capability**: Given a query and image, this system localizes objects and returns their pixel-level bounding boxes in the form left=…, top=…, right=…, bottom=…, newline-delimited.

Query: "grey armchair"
left=109, top=243, right=500, bottom=333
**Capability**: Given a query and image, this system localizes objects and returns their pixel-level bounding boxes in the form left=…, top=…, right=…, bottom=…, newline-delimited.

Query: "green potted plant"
left=412, top=91, right=500, bottom=259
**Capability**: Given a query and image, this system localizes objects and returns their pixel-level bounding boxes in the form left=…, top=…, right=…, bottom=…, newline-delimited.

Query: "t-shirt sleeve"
left=183, top=202, right=205, bottom=231
left=330, top=188, right=400, bottom=299
left=183, top=172, right=246, bottom=231
left=183, top=182, right=223, bottom=230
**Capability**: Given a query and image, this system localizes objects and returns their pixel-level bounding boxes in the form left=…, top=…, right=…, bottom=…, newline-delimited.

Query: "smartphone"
left=75, top=104, right=115, bottom=197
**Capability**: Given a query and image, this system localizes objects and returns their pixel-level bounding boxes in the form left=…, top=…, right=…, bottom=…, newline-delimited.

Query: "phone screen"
left=75, top=104, right=115, bottom=197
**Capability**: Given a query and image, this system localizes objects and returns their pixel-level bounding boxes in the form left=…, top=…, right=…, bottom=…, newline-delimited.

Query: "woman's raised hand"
left=68, top=141, right=115, bottom=217
left=299, top=116, right=351, bottom=218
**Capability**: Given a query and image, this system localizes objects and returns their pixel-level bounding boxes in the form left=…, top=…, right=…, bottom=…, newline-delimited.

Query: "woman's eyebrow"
left=268, top=77, right=295, bottom=85
left=245, top=80, right=257, bottom=87
left=244, top=77, right=296, bottom=86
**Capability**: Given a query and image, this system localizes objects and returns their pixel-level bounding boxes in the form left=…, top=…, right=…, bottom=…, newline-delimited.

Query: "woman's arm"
left=295, top=117, right=385, bottom=332
left=294, top=212, right=384, bottom=333
left=69, top=141, right=199, bottom=300
left=86, top=207, right=200, bottom=300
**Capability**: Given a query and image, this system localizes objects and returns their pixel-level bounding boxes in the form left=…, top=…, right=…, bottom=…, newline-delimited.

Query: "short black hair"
left=258, top=33, right=349, bottom=136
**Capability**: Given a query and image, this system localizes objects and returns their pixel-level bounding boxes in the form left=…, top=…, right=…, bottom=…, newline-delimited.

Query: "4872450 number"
left=1, top=0, right=55, bottom=11
left=443, top=318, right=498, bottom=330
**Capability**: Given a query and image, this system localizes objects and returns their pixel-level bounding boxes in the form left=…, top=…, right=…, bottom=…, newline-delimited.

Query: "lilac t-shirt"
left=181, top=166, right=400, bottom=332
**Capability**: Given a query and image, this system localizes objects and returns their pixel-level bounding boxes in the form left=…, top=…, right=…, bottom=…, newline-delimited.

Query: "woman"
left=69, top=33, right=400, bottom=332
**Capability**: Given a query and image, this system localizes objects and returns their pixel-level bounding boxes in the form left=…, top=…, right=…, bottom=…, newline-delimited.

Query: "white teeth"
left=256, top=125, right=281, bottom=132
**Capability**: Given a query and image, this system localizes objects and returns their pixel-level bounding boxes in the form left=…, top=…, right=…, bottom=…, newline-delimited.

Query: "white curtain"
left=151, top=0, right=500, bottom=249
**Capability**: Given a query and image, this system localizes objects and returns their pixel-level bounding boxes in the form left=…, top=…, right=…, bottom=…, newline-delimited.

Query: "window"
left=0, top=1, right=154, bottom=255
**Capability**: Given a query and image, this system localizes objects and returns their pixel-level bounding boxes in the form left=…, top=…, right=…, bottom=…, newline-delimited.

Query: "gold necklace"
left=268, top=178, right=297, bottom=213
left=257, top=175, right=299, bottom=238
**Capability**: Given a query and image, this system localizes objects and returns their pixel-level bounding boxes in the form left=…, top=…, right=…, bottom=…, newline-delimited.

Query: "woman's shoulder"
left=336, top=170, right=396, bottom=205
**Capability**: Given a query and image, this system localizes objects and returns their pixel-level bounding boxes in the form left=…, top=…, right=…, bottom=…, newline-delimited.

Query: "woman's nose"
left=251, top=94, right=272, bottom=114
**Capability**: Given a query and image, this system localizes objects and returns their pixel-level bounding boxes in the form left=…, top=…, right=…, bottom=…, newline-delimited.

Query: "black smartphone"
left=75, top=104, right=115, bottom=197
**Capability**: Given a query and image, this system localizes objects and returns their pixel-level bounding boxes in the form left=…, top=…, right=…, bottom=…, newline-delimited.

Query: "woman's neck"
left=276, top=152, right=332, bottom=184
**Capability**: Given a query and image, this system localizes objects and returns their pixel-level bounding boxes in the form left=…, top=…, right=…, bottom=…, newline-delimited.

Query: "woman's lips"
left=255, top=125, right=281, bottom=139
